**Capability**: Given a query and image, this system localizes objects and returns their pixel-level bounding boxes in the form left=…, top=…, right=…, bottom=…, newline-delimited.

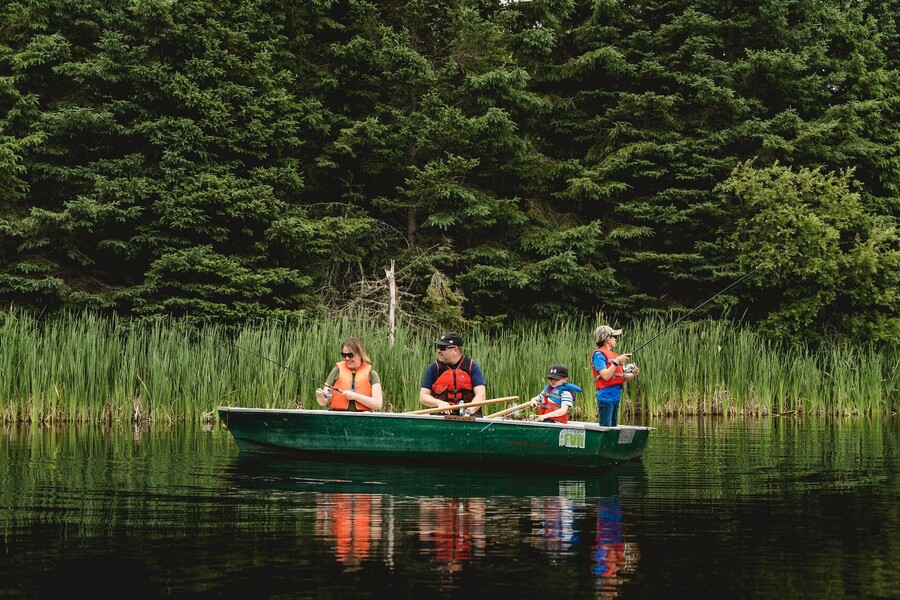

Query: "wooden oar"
left=404, top=396, right=519, bottom=416
left=486, top=401, right=534, bottom=420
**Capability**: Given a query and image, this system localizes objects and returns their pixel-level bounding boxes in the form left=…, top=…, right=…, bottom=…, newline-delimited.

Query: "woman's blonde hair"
left=342, top=337, right=372, bottom=364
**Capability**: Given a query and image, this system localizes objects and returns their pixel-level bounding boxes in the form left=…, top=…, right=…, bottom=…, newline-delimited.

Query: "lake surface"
left=2, top=417, right=898, bottom=599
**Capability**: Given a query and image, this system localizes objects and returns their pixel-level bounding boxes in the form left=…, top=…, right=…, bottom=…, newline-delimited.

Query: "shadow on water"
left=224, top=452, right=650, bottom=499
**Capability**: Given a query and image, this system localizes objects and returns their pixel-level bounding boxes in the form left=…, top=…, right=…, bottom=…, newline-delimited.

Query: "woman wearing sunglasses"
left=315, top=337, right=384, bottom=411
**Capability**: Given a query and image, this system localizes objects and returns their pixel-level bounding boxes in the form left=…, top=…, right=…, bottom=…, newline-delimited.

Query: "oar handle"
left=486, top=402, right=532, bottom=419
left=405, top=396, right=519, bottom=415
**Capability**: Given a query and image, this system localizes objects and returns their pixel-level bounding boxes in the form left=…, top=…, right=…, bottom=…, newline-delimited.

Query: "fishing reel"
left=623, top=363, right=637, bottom=374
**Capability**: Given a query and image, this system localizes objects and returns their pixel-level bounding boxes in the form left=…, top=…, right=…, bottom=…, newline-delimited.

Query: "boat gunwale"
left=216, top=406, right=655, bottom=432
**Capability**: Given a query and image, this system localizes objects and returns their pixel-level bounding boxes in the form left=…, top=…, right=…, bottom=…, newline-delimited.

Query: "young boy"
left=530, top=364, right=583, bottom=424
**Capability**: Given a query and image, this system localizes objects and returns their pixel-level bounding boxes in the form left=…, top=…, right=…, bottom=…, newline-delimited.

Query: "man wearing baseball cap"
left=419, top=331, right=487, bottom=416
left=591, top=325, right=640, bottom=426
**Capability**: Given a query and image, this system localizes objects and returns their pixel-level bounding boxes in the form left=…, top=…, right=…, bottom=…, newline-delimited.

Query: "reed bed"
left=0, top=309, right=896, bottom=423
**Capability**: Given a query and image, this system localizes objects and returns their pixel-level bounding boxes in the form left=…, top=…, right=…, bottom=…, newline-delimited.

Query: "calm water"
left=2, top=417, right=898, bottom=599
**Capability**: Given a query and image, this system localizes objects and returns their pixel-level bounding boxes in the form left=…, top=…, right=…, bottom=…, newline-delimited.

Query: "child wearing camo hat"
left=590, top=325, right=640, bottom=426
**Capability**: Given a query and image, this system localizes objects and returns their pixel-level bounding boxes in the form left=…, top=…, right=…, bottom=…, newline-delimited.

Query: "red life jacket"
left=331, top=493, right=373, bottom=565
left=431, top=356, right=475, bottom=405
left=330, top=361, right=373, bottom=411
left=538, top=382, right=582, bottom=424
left=592, top=348, right=625, bottom=390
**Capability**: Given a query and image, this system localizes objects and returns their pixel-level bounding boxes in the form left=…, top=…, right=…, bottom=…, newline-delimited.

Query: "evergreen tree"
left=319, top=0, right=617, bottom=323
left=0, top=0, right=353, bottom=321
left=522, top=0, right=899, bottom=325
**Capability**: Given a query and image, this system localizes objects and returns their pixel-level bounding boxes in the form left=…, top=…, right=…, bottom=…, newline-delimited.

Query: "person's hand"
left=315, top=388, right=328, bottom=406
left=530, top=396, right=541, bottom=407
left=616, top=353, right=632, bottom=364
left=343, top=389, right=355, bottom=401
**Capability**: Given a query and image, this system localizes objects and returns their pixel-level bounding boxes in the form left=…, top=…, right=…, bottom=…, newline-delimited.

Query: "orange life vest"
left=538, top=382, right=582, bottom=424
left=330, top=361, right=373, bottom=411
left=331, top=493, right=373, bottom=565
left=431, top=357, right=475, bottom=405
left=592, top=348, right=625, bottom=390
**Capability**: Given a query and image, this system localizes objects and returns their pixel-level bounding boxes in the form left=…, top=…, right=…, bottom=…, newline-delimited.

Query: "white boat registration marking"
left=559, top=429, right=586, bottom=449
left=618, top=429, right=635, bottom=444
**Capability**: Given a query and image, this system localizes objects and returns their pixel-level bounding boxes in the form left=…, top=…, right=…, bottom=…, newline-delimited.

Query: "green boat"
left=217, top=406, right=653, bottom=472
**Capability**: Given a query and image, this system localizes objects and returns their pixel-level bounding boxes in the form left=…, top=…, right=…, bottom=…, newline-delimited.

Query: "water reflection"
left=316, top=493, right=383, bottom=571
left=593, top=495, right=640, bottom=597
left=418, top=498, right=486, bottom=573
left=4, top=420, right=896, bottom=599
left=226, top=455, right=646, bottom=590
left=532, top=495, right=579, bottom=553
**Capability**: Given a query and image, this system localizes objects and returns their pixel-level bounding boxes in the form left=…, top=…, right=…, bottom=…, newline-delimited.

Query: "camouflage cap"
left=593, top=325, right=623, bottom=344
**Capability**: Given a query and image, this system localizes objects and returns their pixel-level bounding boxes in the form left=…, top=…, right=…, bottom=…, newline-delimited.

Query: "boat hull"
left=217, top=407, right=652, bottom=472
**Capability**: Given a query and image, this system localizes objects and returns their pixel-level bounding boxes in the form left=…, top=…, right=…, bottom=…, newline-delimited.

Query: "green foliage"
left=514, top=0, right=899, bottom=329
left=720, top=161, right=899, bottom=343
left=0, top=0, right=897, bottom=345
left=0, top=0, right=345, bottom=318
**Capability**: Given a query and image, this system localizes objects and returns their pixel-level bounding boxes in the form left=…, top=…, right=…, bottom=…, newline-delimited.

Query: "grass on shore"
left=1, top=309, right=896, bottom=423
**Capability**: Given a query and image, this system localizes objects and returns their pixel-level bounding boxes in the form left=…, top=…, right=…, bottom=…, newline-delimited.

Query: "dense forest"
left=1, top=0, right=897, bottom=344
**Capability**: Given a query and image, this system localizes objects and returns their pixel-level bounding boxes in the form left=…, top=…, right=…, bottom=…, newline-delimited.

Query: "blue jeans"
left=596, top=385, right=622, bottom=427
left=597, top=402, right=619, bottom=427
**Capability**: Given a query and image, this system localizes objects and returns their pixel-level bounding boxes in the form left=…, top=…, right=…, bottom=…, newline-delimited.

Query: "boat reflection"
left=226, top=456, right=646, bottom=589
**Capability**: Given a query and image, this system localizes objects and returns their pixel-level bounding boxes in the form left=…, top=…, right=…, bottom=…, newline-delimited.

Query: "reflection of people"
left=529, top=364, right=583, bottom=424
left=418, top=497, right=486, bottom=573
left=591, top=325, right=640, bottom=426
left=316, top=337, right=383, bottom=411
left=531, top=496, right=579, bottom=553
left=419, top=332, right=486, bottom=416
left=315, top=493, right=383, bottom=571
left=592, top=496, right=638, bottom=597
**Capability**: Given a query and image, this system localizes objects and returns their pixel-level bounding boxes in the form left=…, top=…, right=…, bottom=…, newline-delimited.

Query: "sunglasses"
left=435, top=345, right=457, bottom=351
left=340, top=352, right=355, bottom=359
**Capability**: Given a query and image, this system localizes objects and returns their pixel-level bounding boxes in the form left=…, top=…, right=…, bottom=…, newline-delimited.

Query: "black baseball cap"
left=435, top=332, right=463, bottom=348
left=547, top=364, right=568, bottom=380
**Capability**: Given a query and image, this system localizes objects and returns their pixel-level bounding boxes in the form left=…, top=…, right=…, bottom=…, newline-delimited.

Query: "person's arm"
left=535, top=390, right=572, bottom=422
left=343, top=370, right=383, bottom=410
left=315, top=367, right=340, bottom=407
left=472, top=384, right=486, bottom=404
left=536, top=404, right=569, bottom=422
left=470, top=361, right=487, bottom=404
left=419, top=364, right=451, bottom=409
left=419, top=387, right=451, bottom=409
left=596, top=352, right=631, bottom=381
left=346, top=383, right=383, bottom=410
left=458, top=361, right=487, bottom=416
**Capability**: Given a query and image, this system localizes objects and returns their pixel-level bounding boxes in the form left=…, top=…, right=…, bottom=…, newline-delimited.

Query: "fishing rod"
left=627, top=263, right=766, bottom=356
left=228, top=341, right=338, bottom=391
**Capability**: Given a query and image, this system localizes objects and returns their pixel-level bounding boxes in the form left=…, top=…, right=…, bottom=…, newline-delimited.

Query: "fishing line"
left=228, top=340, right=335, bottom=390
left=628, top=263, right=765, bottom=355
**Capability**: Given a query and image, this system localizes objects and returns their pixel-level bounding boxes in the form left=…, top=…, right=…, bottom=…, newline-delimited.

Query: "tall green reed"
left=0, top=308, right=896, bottom=422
